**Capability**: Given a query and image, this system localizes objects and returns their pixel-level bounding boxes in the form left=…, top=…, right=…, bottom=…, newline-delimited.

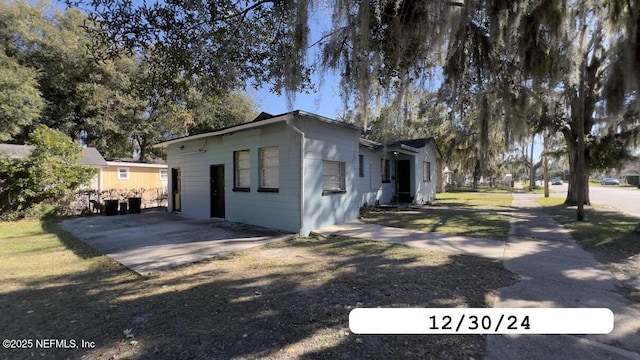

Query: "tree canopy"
left=0, top=0, right=258, bottom=160
left=0, top=125, right=96, bottom=219
left=4, top=0, right=639, bottom=210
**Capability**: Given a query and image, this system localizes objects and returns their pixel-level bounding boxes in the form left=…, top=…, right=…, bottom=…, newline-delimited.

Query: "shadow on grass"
left=362, top=209, right=511, bottom=241
left=540, top=204, right=640, bottom=266
left=41, top=220, right=104, bottom=260
left=1, top=223, right=517, bottom=360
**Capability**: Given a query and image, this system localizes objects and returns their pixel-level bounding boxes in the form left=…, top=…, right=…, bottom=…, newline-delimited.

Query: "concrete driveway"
left=58, top=211, right=295, bottom=274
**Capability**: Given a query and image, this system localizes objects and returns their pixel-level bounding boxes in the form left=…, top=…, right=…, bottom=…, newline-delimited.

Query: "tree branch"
left=214, top=0, right=273, bottom=22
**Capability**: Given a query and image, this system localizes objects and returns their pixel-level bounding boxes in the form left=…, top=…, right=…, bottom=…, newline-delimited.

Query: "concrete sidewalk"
left=487, top=193, right=640, bottom=360
left=313, top=222, right=506, bottom=260
left=315, top=193, right=640, bottom=359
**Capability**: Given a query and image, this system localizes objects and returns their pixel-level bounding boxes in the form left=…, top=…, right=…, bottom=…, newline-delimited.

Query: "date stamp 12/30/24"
left=350, top=308, right=614, bottom=335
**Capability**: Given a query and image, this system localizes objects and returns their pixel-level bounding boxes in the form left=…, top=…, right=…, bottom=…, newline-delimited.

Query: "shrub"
left=0, top=125, right=96, bottom=220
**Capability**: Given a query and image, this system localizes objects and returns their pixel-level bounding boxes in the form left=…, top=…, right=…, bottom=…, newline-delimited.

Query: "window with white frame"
left=423, top=161, right=431, bottom=182
left=322, top=160, right=345, bottom=194
left=159, top=169, right=168, bottom=181
left=381, top=159, right=390, bottom=183
left=259, top=146, right=279, bottom=191
left=234, top=150, right=251, bottom=190
left=117, top=167, right=130, bottom=180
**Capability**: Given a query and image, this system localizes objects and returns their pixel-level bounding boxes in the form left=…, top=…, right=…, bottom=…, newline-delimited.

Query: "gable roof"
left=388, top=138, right=436, bottom=149
left=0, top=144, right=32, bottom=159
left=0, top=144, right=108, bottom=167
left=388, top=137, right=442, bottom=158
left=154, top=110, right=361, bottom=148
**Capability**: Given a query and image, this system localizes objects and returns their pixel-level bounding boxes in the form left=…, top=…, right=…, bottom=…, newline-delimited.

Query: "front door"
left=171, top=168, right=181, bottom=212
left=210, top=165, right=225, bottom=218
left=397, top=159, right=411, bottom=193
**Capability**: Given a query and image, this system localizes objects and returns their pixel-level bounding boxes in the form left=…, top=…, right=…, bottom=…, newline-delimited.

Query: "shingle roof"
left=82, top=147, right=108, bottom=167
left=106, top=157, right=166, bottom=165
left=0, top=144, right=108, bottom=167
left=387, top=138, right=435, bottom=149
left=0, top=144, right=33, bottom=159
left=154, top=110, right=361, bottom=148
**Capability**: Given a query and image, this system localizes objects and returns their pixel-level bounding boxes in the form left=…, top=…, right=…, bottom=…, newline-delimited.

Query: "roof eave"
left=153, top=114, right=292, bottom=148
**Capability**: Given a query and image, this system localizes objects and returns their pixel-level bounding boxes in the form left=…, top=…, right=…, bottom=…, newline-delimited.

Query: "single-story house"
left=154, top=110, right=441, bottom=236
left=99, top=159, right=169, bottom=206
left=0, top=144, right=168, bottom=207
left=0, top=143, right=107, bottom=165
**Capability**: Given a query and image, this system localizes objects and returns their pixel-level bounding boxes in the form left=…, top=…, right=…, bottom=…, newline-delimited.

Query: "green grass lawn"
left=536, top=197, right=640, bottom=264
left=536, top=197, right=640, bottom=301
left=436, top=192, right=513, bottom=210
left=361, top=192, right=512, bottom=240
left=0, top=220, right=516, bottom=360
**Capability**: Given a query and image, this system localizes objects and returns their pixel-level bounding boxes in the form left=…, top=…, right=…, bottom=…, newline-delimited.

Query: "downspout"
left=287, top=113, right=306, bottom=235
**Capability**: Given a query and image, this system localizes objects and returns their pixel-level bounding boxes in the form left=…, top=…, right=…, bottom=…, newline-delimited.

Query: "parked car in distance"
left=551, top=178, right=563, bottom=185
left=600, top=178, right=620, bottom=185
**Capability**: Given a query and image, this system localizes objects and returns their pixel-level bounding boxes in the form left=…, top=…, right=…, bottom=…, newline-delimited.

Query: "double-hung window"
left=381, top=159, right=390, bottom=183
left=322, top=160, right=345, bottom=195
left=259, top=146, right=279, bottom=192
left=423, top=161, right=431, bottom=182
left=117, top=167, right=130, bottom=180
left=234, top=150, right=250, bottom=191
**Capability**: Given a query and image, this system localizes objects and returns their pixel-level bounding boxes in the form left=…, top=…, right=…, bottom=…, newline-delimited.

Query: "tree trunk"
left=563, top=136, right=591, bottom=206
left=543, top=132, right=549, bottom=198
left=529, top=135, right=535, bottom=191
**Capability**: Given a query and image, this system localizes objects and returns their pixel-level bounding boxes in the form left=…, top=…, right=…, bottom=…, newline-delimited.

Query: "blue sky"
left=251, top=74, right=344, bottom=119
left=250, top=5, right=344, bottom=119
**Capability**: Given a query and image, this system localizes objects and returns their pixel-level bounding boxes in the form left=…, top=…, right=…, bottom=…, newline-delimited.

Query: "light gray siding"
left=358, top=146, right=394, bottom=206
left=166, top=122, right=302, bottom=233
left=164, top=112, right=439, bottom=235
left=292, top=116, right=361, bottom=235
left=414, top=143, right=439, bottom=204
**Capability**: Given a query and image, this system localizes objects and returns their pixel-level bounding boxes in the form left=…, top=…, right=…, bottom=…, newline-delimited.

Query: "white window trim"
left=159, top=169, right=168, bottom=181
left=322, top=160, right=346, bottom=195
left=422, top=161, right=431, bottom=182
left=117, top=167, right=130, bottom=180
left=424, top=161, right=432, bottom=182
left=234, top=150, right=251, bottom=191
left=381, top=159, right=390, bottom=183
left=259, top=146, right=279, bottom=191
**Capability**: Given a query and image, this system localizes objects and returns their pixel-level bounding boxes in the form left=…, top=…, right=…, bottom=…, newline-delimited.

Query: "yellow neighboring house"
left=99, top=159, right=169, bottom=207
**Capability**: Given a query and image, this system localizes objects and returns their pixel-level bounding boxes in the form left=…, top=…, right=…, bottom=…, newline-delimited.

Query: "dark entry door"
left=210, top=165, right=225, bottom=218
left=397, top=159, right=411, bottom=193
left=171, top=168, right=181, bottom=212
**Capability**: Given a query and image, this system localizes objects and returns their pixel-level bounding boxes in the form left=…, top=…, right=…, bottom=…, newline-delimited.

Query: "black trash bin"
left=105, top=200, right=118, bottom=216
left=128, top=197, right=142, bottom=214
left=119, top=202, right=128, bottom=215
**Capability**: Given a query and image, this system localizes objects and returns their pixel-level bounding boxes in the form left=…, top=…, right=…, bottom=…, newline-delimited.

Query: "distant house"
left=99, top=159, right=168, bottom=206
left=0, top=143, right=108, bottom=188
left=0, top=144, right=168, bottom=208
left=154, top=110, right=440, bottom=236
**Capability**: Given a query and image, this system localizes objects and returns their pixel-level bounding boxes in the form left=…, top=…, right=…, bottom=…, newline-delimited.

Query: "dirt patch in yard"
left=1, top=221, right=518, bottom=360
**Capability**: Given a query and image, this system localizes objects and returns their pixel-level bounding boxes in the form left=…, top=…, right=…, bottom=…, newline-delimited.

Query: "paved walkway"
left=313, top=222, right=505, bottom=260
left=315, top=193, right=640, bottom=359
left=488, top=193, right=640, bottom=360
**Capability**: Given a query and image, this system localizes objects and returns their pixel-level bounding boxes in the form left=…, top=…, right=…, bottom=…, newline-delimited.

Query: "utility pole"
left=529, top=134, right=535, bottom=191
left=544, top=131, right=549, bottom=198
left=576, top=25, right=587, bottom=222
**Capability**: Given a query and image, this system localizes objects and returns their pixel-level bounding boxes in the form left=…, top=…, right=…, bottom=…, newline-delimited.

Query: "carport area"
left=58, top=211, right=295, bottom=274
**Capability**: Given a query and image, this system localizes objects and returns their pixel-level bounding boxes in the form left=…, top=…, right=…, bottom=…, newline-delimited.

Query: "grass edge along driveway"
left=361, top=191, right=513, bottom=241
left=0, top=220, right=517, bottom=360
